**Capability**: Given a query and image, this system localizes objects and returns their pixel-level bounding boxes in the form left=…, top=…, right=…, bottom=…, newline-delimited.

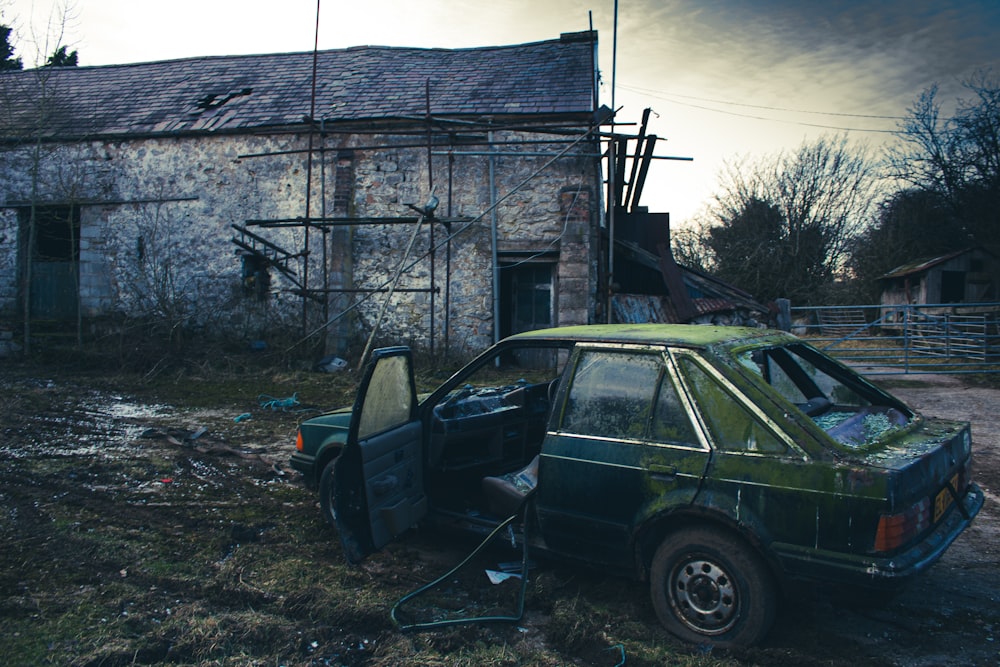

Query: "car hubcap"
left=670, top=557, right=738, bottom=635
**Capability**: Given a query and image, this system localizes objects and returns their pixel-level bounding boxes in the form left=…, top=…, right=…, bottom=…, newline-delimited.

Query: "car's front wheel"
left=318, top=456, right=340, bottom=528
left=650, top=526, right=776, bottom=648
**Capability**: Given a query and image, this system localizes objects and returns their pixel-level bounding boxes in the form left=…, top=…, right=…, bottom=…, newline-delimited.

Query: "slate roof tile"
left=1, top=32, right=596, bottom=139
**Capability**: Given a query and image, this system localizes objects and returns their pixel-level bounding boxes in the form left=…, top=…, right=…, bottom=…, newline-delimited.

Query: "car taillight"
left=958, top=457, right=972, bottom=494
left=296, top=429, right=304, bottom=452
left=874, top=496, right=931, bottom=553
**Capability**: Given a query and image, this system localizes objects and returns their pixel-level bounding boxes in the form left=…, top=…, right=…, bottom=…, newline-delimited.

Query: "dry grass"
left=0, top=349, right=726, bottom=667
left=0, top=344, right=891, bottom=666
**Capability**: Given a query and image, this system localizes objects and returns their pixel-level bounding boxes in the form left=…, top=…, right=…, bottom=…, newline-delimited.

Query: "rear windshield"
left=735, top=343, right=914, bottom=449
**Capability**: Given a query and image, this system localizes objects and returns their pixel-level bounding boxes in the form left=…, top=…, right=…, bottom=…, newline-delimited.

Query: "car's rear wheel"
left=318, top=457, right=339, bottom=527
left=650, top=526, right=776, bottom=648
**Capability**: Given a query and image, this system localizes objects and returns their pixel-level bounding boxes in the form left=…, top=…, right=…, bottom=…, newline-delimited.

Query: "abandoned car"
left=291, top=324, right=984, bottom=647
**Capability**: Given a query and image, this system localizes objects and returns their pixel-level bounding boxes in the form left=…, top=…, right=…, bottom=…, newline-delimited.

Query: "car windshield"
left=735, top=343, right=914, bottom=450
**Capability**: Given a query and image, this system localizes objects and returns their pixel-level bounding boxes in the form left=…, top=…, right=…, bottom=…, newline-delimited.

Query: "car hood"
left=299, top=406, right=352, bottom=451
left=299, top=390, right=432, bottom=432
left=305, top=405, right=352, bottom=426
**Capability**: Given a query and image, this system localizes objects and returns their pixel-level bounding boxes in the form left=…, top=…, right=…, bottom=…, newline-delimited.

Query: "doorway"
left=941, top=270, right=966, bottom=304
left=499, top=261, right=554, bottom=339
left=20, top=205, right=80, bottom=319
left=499, top=261, right=556, bottom=367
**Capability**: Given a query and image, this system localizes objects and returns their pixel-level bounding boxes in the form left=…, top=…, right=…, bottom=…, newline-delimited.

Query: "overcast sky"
left=3, top=0, right=999, bottom=226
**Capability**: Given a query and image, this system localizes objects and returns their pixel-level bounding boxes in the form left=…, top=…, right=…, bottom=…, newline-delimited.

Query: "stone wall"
left=0, top=126, right=601, bottom=353
left=0, top=207, right=17, bottom=315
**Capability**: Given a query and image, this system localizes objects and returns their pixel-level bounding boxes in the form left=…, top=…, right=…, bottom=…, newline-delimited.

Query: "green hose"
left=390, top=502, right=532, bottom=631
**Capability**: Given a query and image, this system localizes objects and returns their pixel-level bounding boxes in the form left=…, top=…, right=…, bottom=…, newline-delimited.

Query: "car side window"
left=560, top=350, right=659, bottom=439
left=560, top=350, right=697, bottom=444
left=652, top=368, right=699, bottom=445
left=680, top=358, right=788, bottom=455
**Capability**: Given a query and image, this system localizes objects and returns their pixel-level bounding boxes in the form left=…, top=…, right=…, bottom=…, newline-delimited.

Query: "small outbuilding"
left=880, top=247, right=1000, bottom=313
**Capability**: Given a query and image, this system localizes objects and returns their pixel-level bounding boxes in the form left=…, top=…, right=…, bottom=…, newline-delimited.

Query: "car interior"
left=745, top=344, right=914, bottom=448
left=425, top=348, right=566, bottom=517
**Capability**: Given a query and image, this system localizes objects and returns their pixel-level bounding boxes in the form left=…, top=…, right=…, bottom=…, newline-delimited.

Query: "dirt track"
left=752, top=374, right=1000, bottom=667
left=1, top=369, right=998, bottom=666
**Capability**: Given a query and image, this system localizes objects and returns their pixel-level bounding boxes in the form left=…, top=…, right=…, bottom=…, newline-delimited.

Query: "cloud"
left=620, top=0, right=1000, bottom=114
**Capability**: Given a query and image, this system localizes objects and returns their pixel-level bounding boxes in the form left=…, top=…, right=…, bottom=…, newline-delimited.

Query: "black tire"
left=650, top=526, right=776, bottom=648
left=318, top=457, right=339, bottom=528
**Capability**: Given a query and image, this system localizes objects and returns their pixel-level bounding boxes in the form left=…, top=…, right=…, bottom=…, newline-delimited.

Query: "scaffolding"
left=231, top=109, right=605, bottom=356
left=223, top=3, right=706, bottom=356
left=230, top=94, right=713, bottom=357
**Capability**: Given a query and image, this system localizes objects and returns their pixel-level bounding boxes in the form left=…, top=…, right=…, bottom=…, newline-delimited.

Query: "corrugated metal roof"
left=613, top=238, right=769, bottom=316
left=0, top=32, right=596, bottom=140
left=881, top=247, right=993, bottom=280
left=611, top=294, right=758, bottom=325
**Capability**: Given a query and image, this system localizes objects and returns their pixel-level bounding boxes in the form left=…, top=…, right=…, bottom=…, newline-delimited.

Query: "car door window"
left=357, top=354, right=414, bottom=440
left=561, top=350, right=659, bottom=439
left=680, top=358, right=788, bottom=455
left=560, top=349, right=696, bottom=444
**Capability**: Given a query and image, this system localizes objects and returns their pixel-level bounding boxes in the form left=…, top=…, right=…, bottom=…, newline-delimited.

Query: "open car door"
left=333, top=347, right=427, bottom=563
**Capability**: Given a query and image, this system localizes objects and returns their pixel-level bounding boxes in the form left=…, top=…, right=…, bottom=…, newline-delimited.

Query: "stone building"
left=0, top=31, right=602, bottom=355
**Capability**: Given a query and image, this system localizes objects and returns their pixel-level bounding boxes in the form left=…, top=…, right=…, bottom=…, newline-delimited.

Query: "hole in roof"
left=194, top=88, right=253, bottom=112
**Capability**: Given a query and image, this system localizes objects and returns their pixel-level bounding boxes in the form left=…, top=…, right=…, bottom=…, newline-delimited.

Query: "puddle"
left=101, top=397, right=171, bottom=421
left=3, top=390, right=174, bottom=460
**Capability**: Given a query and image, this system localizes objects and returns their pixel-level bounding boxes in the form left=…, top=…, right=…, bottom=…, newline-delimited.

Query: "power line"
left=621, top=83, right=906, bottom=120
left=617, top=82, right=901, bottom=134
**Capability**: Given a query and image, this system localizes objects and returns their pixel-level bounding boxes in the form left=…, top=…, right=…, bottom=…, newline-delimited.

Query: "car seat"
left=481, top=454, right=540, bottom=517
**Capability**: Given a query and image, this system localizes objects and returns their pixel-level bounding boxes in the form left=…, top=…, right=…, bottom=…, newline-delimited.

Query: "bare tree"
left=678, top=135, right=880, bottom=304
left=118, top=199, right=196, bottom=334
left=887, top=72, right=1000, bottom=249
left=0, top=2, right=79, bottom=354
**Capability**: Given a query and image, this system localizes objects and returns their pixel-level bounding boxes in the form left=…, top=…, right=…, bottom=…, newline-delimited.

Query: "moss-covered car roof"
left=509, top=323, right=789, bottom=349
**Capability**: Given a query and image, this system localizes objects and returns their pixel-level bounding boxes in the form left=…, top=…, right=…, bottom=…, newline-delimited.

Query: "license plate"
left=933, top=474, right=959, bottom=523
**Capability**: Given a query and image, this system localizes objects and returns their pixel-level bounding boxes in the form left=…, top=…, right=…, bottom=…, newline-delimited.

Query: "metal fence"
left=788, top=302, right=1000, bottom=375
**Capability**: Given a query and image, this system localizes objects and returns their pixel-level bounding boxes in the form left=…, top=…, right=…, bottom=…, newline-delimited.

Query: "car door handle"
left=372, top=475, right=398, bottom=496
left=649, top=464, right=677, bottom=482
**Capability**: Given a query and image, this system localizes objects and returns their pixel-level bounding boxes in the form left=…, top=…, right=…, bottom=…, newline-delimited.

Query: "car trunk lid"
left=860, top=418, right=971, bottom=483
left=859, top=418, right=974, bottom=551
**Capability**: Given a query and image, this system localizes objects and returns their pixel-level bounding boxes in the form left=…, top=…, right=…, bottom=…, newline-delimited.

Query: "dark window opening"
left=499, top=261, right=554, bottom=339
left=941, top=270, right=966, bottom=303
left=241, top=253, right=272, bottom=301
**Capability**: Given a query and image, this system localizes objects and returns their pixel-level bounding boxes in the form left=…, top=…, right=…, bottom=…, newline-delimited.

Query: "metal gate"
left=788, top=302, right=1000, bottom=375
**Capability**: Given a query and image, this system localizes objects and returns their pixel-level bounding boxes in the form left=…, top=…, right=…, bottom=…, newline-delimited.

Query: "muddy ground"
left=0, top=363, right=998, bottom=666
